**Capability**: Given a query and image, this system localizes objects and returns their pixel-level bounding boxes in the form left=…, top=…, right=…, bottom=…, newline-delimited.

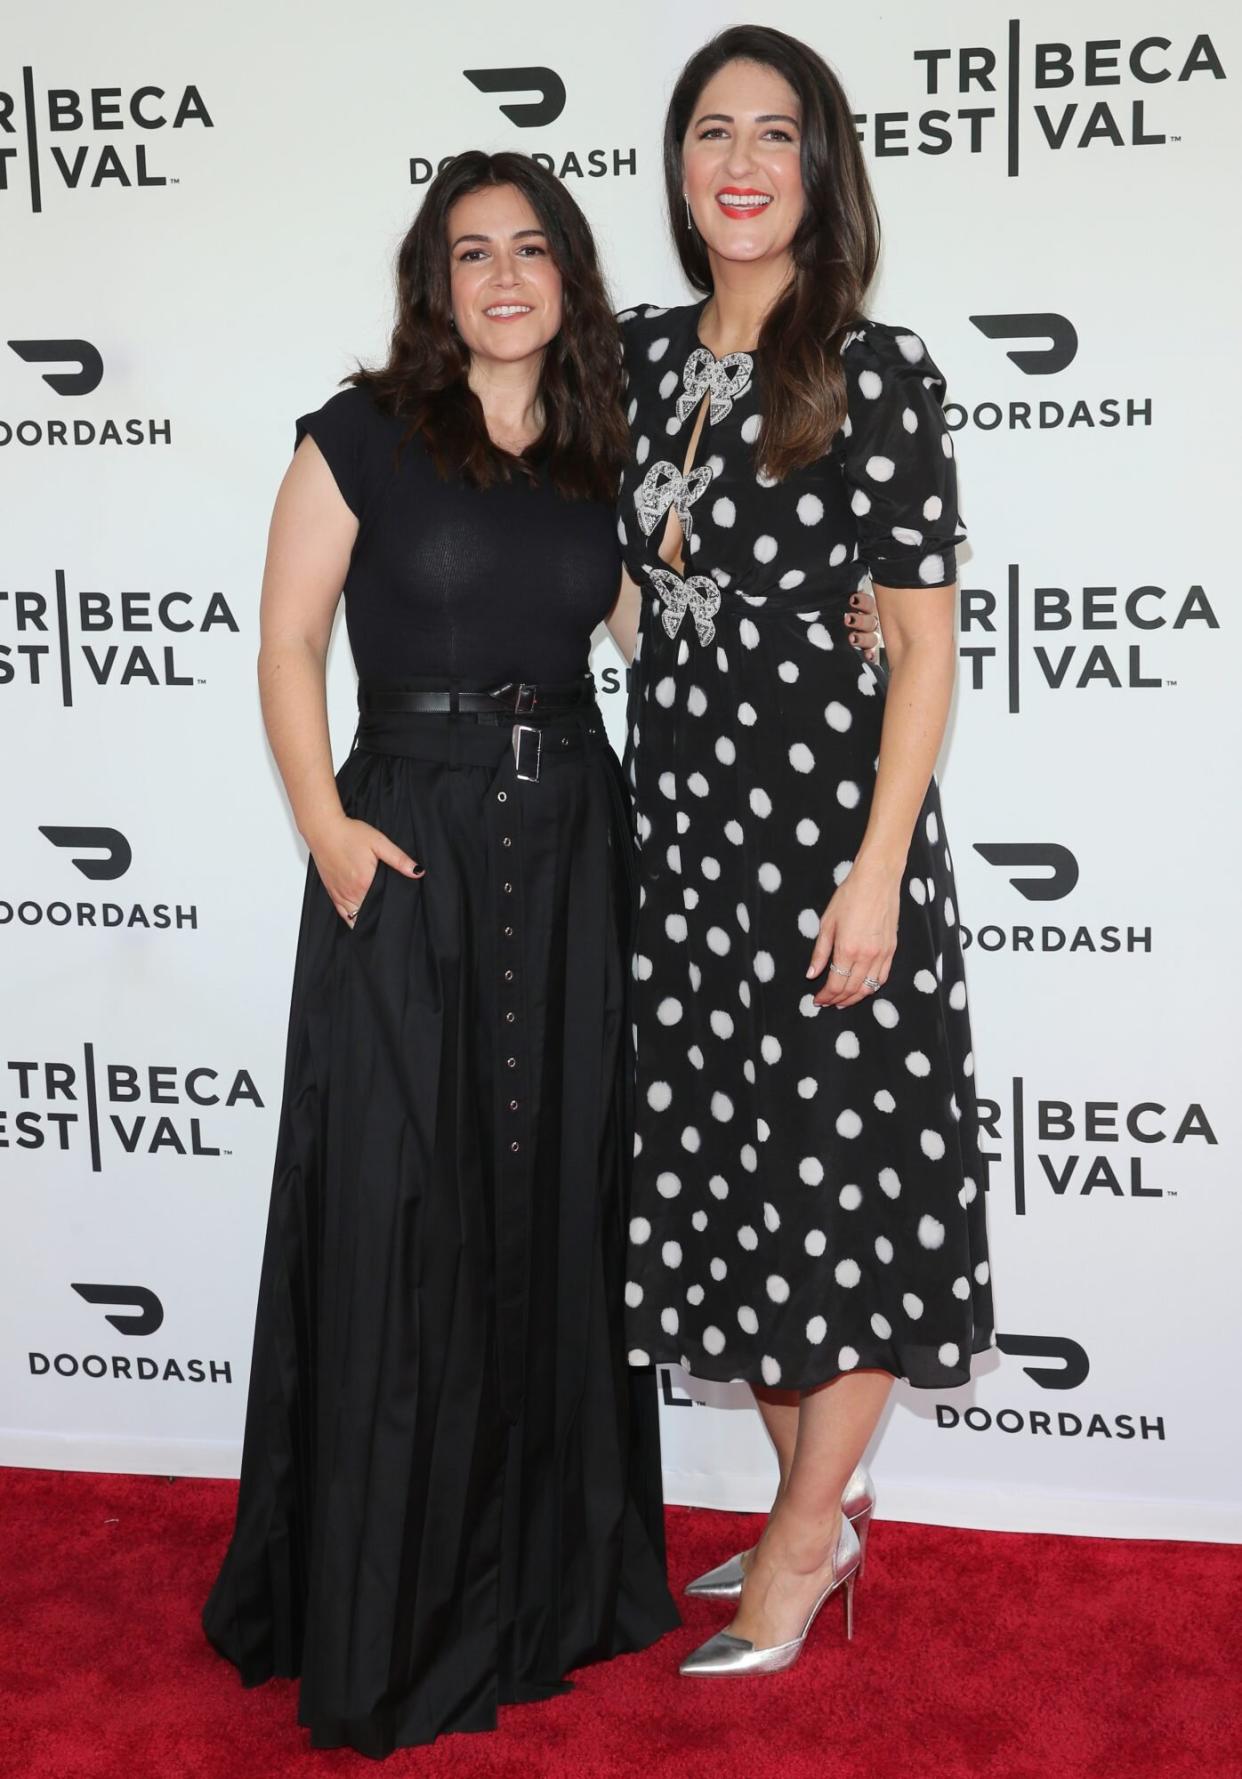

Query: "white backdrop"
left=2, top=1, right=1238, bottom=1542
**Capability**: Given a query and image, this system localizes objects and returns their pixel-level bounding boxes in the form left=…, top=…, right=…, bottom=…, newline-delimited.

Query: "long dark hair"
left=664, top=26, right=880, bottom=480
left=350, top=151, right=628, bottom=501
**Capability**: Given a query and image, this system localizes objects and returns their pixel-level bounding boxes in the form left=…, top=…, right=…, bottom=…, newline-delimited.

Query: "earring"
left=683, top=191, right=694, bottom=233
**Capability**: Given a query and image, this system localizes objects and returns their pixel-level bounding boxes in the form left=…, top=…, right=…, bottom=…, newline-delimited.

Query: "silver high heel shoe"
left=678, top=1513, right=860, bottom=1676
left=683, top=1461, right=874, bottom=1600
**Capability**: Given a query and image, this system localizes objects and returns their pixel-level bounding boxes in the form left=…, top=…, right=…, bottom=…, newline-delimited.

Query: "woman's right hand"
left=308, top=814, right=425, bottom=925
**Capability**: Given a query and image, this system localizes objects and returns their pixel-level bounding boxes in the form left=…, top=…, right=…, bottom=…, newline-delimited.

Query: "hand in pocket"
left=310, top=815, right=425, bottom=925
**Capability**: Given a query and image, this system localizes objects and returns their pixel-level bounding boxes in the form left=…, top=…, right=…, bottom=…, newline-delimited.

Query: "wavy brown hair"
left=349, top=151, right=628, bottom=501
left=664, top=25, right=880, bottom=481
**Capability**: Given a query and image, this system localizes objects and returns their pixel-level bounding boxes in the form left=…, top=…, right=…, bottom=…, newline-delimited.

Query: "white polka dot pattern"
left=613, top=299, right=992, bottom=1392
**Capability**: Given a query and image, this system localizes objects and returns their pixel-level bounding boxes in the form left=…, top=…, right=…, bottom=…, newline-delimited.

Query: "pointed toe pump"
left=683, top=1460, right=874, bottom=1601
left=679, top=1513, right=861, bottom=1677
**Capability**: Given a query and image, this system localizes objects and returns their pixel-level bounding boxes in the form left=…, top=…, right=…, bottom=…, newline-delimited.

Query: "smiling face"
left=681, top=58, right=806, bottom=268
left=447, top=182, right=563, bottom=366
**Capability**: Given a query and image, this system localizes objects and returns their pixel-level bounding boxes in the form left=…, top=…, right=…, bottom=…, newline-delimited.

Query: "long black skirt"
left=201, top=690, right=679, bottom=1758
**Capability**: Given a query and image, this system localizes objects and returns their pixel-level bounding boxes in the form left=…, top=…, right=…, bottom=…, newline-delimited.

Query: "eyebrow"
left=450, top=226, right=548, bottom=249
left=693, top=112, right=800, bottom=128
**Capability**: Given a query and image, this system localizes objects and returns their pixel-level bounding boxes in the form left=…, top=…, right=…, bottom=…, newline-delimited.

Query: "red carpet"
left=2, top=1468, right=1239, bottom=1779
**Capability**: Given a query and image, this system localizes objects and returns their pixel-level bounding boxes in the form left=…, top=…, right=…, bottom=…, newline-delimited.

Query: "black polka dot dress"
left=616, top=298, right=996, bottom=1392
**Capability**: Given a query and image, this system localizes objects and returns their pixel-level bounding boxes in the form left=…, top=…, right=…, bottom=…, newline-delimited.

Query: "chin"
left=495, top=339, right=547, bottom=363
left=479, top=324, right=548, bottom=356
left=706, top=233, right=782, bottom=264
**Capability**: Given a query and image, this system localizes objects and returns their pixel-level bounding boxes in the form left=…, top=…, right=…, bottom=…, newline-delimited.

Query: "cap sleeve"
left=840, top=323, right=965, bottom=589
left=293, top=386, right=371, bottom=521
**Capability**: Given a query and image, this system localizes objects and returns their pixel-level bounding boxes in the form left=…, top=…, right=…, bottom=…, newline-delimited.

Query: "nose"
left=725, top=130, right=757, bottom=180
left=489, top=251, right=522, bottom=288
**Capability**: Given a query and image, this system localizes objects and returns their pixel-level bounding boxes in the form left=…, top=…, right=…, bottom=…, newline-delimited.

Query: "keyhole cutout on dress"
left=657, top=394, right=711, bottom=575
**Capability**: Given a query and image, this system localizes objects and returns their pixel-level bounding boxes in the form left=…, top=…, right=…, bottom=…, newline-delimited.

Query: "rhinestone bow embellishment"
left=643, top=565, right=722, bottom=647
left=675, top=347, right=754, bottom=424
left=633, top=460, right=714, bottom=540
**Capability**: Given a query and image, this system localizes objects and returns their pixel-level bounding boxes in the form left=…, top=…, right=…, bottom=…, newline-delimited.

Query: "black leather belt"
left=357, top=676, right=597, bottom=718
left=354, top=674, right=601, bottom=782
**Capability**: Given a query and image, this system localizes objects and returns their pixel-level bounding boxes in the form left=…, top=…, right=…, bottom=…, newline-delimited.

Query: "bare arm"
left=258, top=438, right=355, bottom=840
left=851, top=580, right=956, bottom=877
left=808, top=580, right=956, bottom=1008
left=258, top=437, right=421, bottom=922
left=604, top=564, right=642, bottom=665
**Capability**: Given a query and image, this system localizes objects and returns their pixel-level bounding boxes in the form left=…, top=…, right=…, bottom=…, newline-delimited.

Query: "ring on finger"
left=863, top=975, right=881, bottom=990
left=828, top=961, right=853, bottom=978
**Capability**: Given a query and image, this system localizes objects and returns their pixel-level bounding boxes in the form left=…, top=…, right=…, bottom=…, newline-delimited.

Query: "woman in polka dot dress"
left=608, top=27, right=996, bottom=1672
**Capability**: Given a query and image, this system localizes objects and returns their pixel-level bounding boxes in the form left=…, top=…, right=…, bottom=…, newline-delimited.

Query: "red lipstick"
left=715, top=186, right=774, bottom=219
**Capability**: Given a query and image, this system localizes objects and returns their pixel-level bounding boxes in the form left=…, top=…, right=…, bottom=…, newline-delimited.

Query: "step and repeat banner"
left=2, top=1, right=1238, bottom=1540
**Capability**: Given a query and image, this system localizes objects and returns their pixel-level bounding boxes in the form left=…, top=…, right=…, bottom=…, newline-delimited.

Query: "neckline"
left=690, top=294, right=760, bottom=360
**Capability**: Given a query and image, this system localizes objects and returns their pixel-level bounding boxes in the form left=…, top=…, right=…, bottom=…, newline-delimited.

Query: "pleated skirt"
left=201, top=692, right=680, bottom=1757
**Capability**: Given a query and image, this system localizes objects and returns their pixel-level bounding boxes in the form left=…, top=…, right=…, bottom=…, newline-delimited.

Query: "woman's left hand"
left=806, top=857, right=900, bottom=1009
left=846, top=588, right=881, bottom=662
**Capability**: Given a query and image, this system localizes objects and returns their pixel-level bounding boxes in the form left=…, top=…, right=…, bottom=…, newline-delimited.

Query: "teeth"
left=719, top=194, right=772, bottom=208
left=486, top=304, right=532, bottom=316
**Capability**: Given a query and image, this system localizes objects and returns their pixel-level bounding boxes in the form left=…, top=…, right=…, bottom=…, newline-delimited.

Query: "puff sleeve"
left=293, top=386, right=371, bottom=521
left=840, top=322, right=965, bottom=589
left=615, top=301, right=668, bottom=386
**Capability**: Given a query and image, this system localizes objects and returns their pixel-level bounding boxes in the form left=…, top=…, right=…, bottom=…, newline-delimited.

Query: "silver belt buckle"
left=513, top=723, right=542, bottom=782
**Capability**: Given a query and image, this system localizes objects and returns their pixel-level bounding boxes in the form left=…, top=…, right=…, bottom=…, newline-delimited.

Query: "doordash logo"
left=39, top=825, right=132, bottom=881
left=973, top=843, right=1079, bottom=901
left=950, top=312, right=1152, bottom=434
left=463, top=66, right=566, bottom=127
left=3, top=337, right=172, bottom=449
left=934, top=1332, right=1167, bottom=1441
left=8, top=337, right=103, bottom=395
left=70, top=1281, right=163, bottom=1335
left=26, top=1283, right=234, bottom=1386
left=969, top=313, right=1078, bottom=374
left=410, top=67, right=638, bottom=185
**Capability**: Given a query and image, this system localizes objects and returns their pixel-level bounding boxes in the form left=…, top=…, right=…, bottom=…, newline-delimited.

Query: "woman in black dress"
left=201, top=151, right=678, bottom=1754
left=610, top=27, right=997, bottom=1673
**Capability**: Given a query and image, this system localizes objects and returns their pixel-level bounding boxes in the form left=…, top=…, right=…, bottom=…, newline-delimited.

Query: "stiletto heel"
left=678, top=1514, right=862, bottom=1676
left=684, top=1461, right=875, bottom=1600
left=851, top=1498, right=873, bottom=1582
